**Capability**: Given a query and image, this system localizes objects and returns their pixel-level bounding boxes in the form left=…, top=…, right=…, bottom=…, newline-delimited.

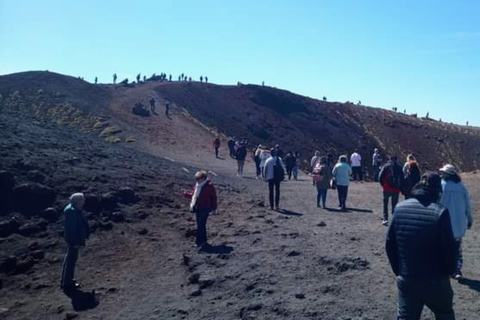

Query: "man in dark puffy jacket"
left=235, top=143, right=247, bottom=177
left=386, top=172, right=458, bottom=320
left=61, top=193, right=90, bottom=291
left=379, top=156, right=403, bottom=226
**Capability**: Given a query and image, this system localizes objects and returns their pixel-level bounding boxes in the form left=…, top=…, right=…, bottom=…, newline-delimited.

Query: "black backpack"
left=388, top=165, right=402, bottom=189
left=273, top=158, right=285, bottom=182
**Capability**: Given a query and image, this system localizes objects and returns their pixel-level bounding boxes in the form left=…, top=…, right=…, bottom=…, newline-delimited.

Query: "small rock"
left=100, top=192, right=118, bottom=211
left=27, top=170, right=46, bottom=183
left=65, top=312, right=78, bottom=320
left=138, top=228, right=148, bottom=235
left=138, top=211, right=149, bottom=220
left=295, top=293, right=305, bottom=299
left=111, top=212, right=125, bottom=223
left=0, top=219, right=20, bottom=237
left=188, top=273, right=200, bottom=284
left=18, top=222, right=42, bottom=236
left=199, top=279, right=215, bottom=289
left=317, top=221, right=327, bottom=227
left=40, top=207, right=59, bottom=222
left=99, top=221, right=113, bottom=231
left=287, top=250, right=301, bottom=257
left=30, top=250, right=45, bottom=260
left=56, top=306, right=65, bottom=314
left=190, top=289, right=202, bottom=297
left=14, top=256, right=35, bottom=274
left=247, top=303, right=263, bottom=311
left=117, top=187, right=138, bottom=204
left=107, top=287, right=117, bottom=293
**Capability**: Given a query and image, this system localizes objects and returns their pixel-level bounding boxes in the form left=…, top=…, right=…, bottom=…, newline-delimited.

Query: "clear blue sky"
left=1, top=0, right=479, bottom=125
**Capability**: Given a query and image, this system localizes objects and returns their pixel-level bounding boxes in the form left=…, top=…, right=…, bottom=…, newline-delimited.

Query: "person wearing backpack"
left=379, top=156, right=404, bottom=226
left=235, top=142, right=247, bottom=177
left=264, top=149, right=285, bottom=210
left=402, top=155, right=421, bottom=199
left=332, top=155, right=352, bottom=211
left=314, top=156, right=333, bottom=208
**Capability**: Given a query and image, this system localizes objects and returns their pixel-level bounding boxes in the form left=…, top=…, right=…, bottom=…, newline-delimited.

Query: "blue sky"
left=1, top=0, right=479, bottom=125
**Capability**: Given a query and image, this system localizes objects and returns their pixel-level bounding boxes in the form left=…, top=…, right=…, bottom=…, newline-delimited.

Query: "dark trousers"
left=397, top=276, right=455, bottom=320
left=228, top=147, right=234, bottom=158
left=337, top=185, right=348, bottom=209
left=286, top=167, right=293, bottom=180
left=214, top=147, right=219, bottom=158
left=195, top=210, right=210, bottom=246
left=268, top=180, right=281, bottom=209
left=372, top=165, right=380, bottom=182
left=61, top=246, right=79, bottom=287
left=237, top=160, right=245, bottom=176
left=352, top=166, right=363, bottom=181
left=317, top=188, right=328, bottom=207
left=255, top=160, right=261, bottom=177
left=383, top=191, right=400, bottom=220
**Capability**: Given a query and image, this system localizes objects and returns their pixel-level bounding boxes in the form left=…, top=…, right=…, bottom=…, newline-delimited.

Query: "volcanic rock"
left=111, top=212, right=125, bottom=223
left=0, top=219, right=20, bottom=237
left=39, top=207, right=59, bottom=222
left=12, top=183, right=56, bottom=215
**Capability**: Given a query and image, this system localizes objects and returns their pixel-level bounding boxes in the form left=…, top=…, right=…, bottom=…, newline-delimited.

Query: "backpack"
left=312, top=164, right=324, bottom=182
left=388, top=165, right=402, bottom=189
left=273, top=158, right=285, bottom=182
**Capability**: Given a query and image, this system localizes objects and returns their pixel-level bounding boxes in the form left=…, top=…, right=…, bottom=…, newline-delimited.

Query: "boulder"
left=14, top=256, right=35, bottom=274
left=12, top=183, right=56, bottom=215
left=0, top=219, right=20, bottom=238
left=39, top=207, right=59, bottom=222
left=117, top=187, right=138, bottom=204
left=100, top=192, right=118, bottom=211
left=99, top=221, right=113, bottom=231
left=83, top=194, right=102, bottom=214
left=0, top=256, right=16, bottom=273
left=27, top=170, right=46, bottom=183
left=111, top=212, right=125, bottom=223
left=30, top=250, right=45, bottom=260
left=18, top=220, right=47, bottom=236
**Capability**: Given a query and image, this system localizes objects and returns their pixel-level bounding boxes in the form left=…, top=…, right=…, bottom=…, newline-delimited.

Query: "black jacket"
left=386, top=189, right=458, bottom=279
left=235, top=146, right=247, bottom=161
left=64, top=204, right=90, bottom=246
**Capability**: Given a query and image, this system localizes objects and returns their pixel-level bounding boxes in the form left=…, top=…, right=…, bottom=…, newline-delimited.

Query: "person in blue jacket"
left=61, top=193, right=90, bottom=291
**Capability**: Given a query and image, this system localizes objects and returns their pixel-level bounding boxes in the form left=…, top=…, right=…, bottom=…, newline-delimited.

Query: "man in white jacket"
left=350, top=150, right=362, bottom=181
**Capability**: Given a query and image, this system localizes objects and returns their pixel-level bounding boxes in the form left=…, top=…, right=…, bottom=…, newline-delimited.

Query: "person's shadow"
left=201, top=244, right=234, bottom=254
left=64, top=289, right=99, bottom=311
left=277, top=209, right=303, bottom=216
left=459, top=278, right=480, bottom=292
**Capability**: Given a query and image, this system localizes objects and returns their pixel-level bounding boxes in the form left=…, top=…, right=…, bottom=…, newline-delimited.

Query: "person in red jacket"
left=379, top=156, right=404, bottom=226
left=183, top=171, right=218, bottom=250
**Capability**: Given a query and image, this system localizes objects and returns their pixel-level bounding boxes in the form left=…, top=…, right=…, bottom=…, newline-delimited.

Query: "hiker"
left=235, top=142, right=247, bottom=177
left=149, top=96, right=156, bottom=113
left=274, top=144, right=284, bottom=160
left=183, top=171, right=217, bottom=250
left=136, top=74, right=141, bottom=83
left=332, top=155, right=352, bottom=211
left=327, top=153, right=334, bottom=169
left=292, top=151, right=300, bottom=180
left=205, top=76, right=208, bottom=83
left=61, top=193, right=90, bottom=291
left=310, top=151, right=321, bottom=172
left=227, top=138, right=235, bottom=158
left=94, top=77, right=98, bottom=84
left=379, top=156, right=404, bottom=226
left=439, top=164, right=473, bottom=280
left=165, top=101, right=170, bottom=117
left=372, top=148, right=382, bottom=182
left=284, top=151, right=297, bottom=180
left=314, top=156, right=333, bottom=208
left=259, top=147, right=271, bottom=179
left=350, top=150, right=362, bottom=181
left=386, top=172, right=458, bottom=320
left=254, top=145, right=263, bottom=179
left=113, top=73, right=117, bottom=84
left=200, top=76, right=203, bottom=82
left=402, top=155, right=421, bottom=199
left=212, top=137, right=221, bottom=158
left=264, top=148, right=285, bottom=210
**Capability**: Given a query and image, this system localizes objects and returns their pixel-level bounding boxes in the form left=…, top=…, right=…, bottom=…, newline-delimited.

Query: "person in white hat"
left=439, top=164, right=473, bottom=280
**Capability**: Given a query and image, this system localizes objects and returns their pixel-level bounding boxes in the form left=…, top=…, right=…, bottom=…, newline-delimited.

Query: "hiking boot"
left=382, top=220, right=389, bottom=226
left=454, top=273, right=464, bottom=280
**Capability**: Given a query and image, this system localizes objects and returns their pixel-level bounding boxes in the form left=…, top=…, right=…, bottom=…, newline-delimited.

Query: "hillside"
left=1, top=71, right=479, bottom=173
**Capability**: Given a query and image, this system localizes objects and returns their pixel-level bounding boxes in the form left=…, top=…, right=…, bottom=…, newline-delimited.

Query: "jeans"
left=61, top=246, right=79, bottom=288
left=397, top=276, right=455, bottom=320
left=287, top=167, right=293, bottom=180
left=292, top=166, right=298, bottom=179
left=268, top=180, right=281, bottom=209
left=372, top=165, right=380, bottom=182
left=383, top=191, right=400, bottom=220
left=352, top=166, right=363, bottom=181
left=456, top=239, right=463, bottom=275
left=317, top=188, right=328, bottom=207
left=237, top=160, right=245, bottom=176
left=195, top=209, right=210, bottom=246
left=337, top=185, right=348, bottom=209
left=255, top=159, right=261, bottom=177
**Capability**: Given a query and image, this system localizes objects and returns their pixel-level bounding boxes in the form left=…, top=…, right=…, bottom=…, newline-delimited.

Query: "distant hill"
left=1, top=71, right=479, bottom=173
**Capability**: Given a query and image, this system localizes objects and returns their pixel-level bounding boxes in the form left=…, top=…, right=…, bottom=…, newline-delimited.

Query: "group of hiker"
left=61, top=135, right=474, bottom=319
left=110, top=72, right=208, bottom=85
left=131, top=97, right=170, bottom=117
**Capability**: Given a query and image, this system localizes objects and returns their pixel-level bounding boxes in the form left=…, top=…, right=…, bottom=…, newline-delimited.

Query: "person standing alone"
left=61, top=193, right=90, bottom=291
left=264, top=149, right=285, bottom=210
left=439, top=164, right=473, bottom=280
left=212, top=137, right=221, bottom=158
left=386, top=172, right=458, bottom=320
left=350, top=150, right=362, bottom=181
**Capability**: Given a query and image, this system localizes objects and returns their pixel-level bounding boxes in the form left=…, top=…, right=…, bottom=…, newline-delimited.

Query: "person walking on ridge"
left=372, top=148, right=382, bottom=182
left=149, top=96, right=156, bottom=114
left=254, top=145, right=263, bottom=179
left=314, top=156, right=333, bottom=208
left=113, top=73, right=117, bottom=84
left=439, top=164, right=473, bottom=280
left=386, top=172, right=458, bottom=320
left=213, top=137, right=221, bottom=158
left=61, top=193, right=90, bottom=291
left=379, top=156, right=404, bottom=226
left=284, top=151, right=297, bottom=180
left=235, top=142, right=247, bottom=177
left=332, top=155, right=352, bottom=211
left=264, top=149, right=285, bottom=210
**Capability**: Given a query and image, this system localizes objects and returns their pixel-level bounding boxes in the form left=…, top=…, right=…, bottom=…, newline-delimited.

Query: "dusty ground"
left=0, top=71, right=479, bottom=320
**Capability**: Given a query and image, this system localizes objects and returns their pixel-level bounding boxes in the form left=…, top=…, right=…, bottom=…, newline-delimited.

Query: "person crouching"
left=184, top=171, right=217, bottom=250
left=61, top=193, right=90, bottom=291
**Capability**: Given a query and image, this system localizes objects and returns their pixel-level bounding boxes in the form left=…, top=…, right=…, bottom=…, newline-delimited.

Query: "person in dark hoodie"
left=379, top=156, right=404, bottom=226
left=386, top=172, right=458, bottom=320
left=61, top=193, right=90, bottom=291
left=183, top=171, right=218, bottom=250
left=284, top=151, right=297, bottom=180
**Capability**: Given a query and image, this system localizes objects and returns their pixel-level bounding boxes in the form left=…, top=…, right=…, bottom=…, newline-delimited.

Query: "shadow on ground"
left=201, top=244, right=234, bottom=254
left=459, top=278, right=480, bottom=293
left=64, top=289, right=99, bottom=311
